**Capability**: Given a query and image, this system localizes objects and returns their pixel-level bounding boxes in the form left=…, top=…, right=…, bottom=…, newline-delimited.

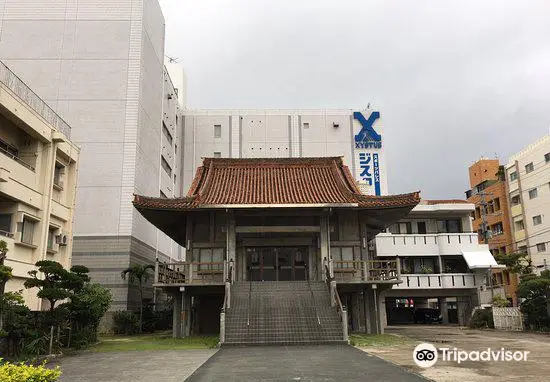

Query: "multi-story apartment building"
left=505, top=134, right=550, bottom=273
left=466, top=159, right=518, bottom=306
left=0, top=0, right=183, bottom=311
left=0, top=61, right=79, bottom=310
left=376, top=200, right=499, bottom=326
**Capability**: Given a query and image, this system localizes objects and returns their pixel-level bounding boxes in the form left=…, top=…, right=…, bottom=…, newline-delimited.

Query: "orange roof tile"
left=134, top=157, right=421, bottom=210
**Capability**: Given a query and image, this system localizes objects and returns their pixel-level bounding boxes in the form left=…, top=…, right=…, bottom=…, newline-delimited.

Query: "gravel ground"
left=358, top=325, right=550, bottom=382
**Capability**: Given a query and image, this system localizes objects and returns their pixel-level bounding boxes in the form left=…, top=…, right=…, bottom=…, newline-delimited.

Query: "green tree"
left=66, top=283, right=112, bottom=347
left=0, top=240, right=13, bottom=329
left=121, top=264, right=155, bottom=333
left=24, top=261, right=71, bottom=314
left=493, top=251, right=531, bottom=275
left=517, top=270, right=550, bottom=330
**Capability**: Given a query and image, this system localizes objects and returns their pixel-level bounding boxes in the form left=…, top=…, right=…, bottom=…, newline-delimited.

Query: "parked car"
left=413, top=308, right=443, bottom=324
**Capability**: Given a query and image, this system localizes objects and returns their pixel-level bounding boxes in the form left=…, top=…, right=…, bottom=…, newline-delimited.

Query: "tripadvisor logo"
left=413, top=343, right=530, bottom=368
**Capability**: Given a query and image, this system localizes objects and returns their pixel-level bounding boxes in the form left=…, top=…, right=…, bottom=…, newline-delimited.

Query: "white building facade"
left=373, top=200, right=499, bottom=326
left=1, top=60, right=79, bottom=309
left=0, top=0, right=183, bottom=310
left=505, top=134, right=550, bottom=272
left=182, top=109, right=388, bottom=196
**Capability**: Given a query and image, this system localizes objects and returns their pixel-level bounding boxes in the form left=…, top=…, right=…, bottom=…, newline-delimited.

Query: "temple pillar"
left=172, top=290, right=182, bottom=338
left=226, top=211, right=236, bottom=281
left=319, top=214, right=332, bottom=279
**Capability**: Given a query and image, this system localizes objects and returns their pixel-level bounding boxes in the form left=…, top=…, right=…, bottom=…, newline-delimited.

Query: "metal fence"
left=0, top=60, right=71, bottom=139
left=493, top=307, right=524, bottom=331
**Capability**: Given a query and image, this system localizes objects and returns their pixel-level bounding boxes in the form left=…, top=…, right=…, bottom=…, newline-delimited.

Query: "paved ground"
left=185, top=345, right=428, bottom=381
left=360, top=325, right=550, bottom=382
left=55, top=349, right=217, bottom=382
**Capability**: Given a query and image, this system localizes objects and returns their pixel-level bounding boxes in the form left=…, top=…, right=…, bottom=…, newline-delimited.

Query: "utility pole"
left=478, top=191, right=495, bottom=301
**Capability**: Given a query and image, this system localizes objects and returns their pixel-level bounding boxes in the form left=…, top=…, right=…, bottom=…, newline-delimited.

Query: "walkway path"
left=186, top=345, right=428, bottom=381
left=56, top=349, right=217, bottom=382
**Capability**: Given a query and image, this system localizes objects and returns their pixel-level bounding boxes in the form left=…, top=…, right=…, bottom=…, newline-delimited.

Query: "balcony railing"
left=0, top=60, right=71, bottom=139
left=0, top=230, right=14, bottom=238
left=332, top=259, right=400, bottom=283
left=375, top=232, right=480, bottom=257
left=156, top=261, right=227, bottom=285
left=394, top=273, right=478, bottom=290
left=0, top=143, right=35, bottom=171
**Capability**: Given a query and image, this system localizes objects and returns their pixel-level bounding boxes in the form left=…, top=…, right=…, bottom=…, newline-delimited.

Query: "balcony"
left=155, top=261, right=227, bottom=286
left=394, top=273, right=479, bottom=290
left=0, top=60, right=71, bottom=139
left=375, top=232, right=480, bottom=257
left=331, top=259, right=400, bottom=283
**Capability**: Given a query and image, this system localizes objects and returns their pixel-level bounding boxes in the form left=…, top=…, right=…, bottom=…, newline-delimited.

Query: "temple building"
left=133, top=156, right=420, bottom=344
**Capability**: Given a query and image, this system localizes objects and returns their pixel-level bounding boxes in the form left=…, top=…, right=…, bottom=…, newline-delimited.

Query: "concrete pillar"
left=351, top=293, right=361, bottom=332
left=172, top=290, right=182, bottom=338
left=457, top=297, right=470, bottom=326
left=439, top=297, right=449, bottom=324
left=379, top=291, right=387, bottom=332
left=363, top=288, right=370, bottom=333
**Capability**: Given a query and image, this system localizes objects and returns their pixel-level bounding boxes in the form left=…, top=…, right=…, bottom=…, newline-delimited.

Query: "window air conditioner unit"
left=56, top=234, right=69, bottom=246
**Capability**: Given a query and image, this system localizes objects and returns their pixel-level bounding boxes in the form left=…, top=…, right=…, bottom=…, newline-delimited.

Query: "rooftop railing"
left=0, top=60, right=71, bottom=139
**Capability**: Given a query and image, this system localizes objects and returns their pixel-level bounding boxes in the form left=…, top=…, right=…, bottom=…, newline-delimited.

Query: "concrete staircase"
left=224, top=281, right=346, bottom=345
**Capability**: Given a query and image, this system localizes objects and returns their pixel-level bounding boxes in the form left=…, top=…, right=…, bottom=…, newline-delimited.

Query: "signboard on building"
left=353, top=111, right=385, bottom=196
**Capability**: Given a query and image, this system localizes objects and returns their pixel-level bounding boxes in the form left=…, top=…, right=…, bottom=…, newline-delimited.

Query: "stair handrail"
left=305, top=264, right=321, bottom=325
left=332, top=283, right=349, bottom=342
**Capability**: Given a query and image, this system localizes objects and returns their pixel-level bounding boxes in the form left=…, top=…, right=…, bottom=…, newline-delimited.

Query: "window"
left=515, top=220, right=524, bottom=231
left=525, top=162, right=534, bottom=173
left=399, top=222, right=412, bottom=234
left=475, top=207, right=481, bottom=219
left=162, top=122, right=173, bottom=145
left=537, top=243, right=546, bottom=252
left=417, top=221, right=427, bottom=234
left=0, top=214, right=12, bottom=235
left=437, top=219, right=462, bottom=233
left=529, top=188, right=538, bottom=199
left=332, top=247, right=354, bottom=269
left=214, top=124, right=222, bottom=138
left=303, top=122, right=310, bottom=129
left=175, top=145, right=178, bottom=155
left=545, top=153, right=550, bottom=163
left=511, top=194, right=521, bottom=206
left=491, top=222, right=503, bottom=235
left=21, top=217, right=36, bottom=245
left=493, top=197, right=500, bottom=211
left=53, top=162, right=64, bottom=188
left=533, top=215, right=542, bottom=226
left=47, top=227, right=57, bottom=251
left=509, top=171, right=518, bottom=181
left=213, top=152, right=221, bottom=158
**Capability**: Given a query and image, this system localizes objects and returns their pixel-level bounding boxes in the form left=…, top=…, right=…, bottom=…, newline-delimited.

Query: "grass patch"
left=89, top=332, right=218, bottom=352
left=349, top=333, right=411, bottom=348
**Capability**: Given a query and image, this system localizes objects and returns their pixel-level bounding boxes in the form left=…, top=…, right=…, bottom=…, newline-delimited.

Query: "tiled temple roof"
left=133, top=157, right=420, bottom=210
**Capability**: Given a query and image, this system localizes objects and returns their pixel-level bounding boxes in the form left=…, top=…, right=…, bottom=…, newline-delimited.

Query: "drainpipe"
left=40, top=132, right=63, bottom=262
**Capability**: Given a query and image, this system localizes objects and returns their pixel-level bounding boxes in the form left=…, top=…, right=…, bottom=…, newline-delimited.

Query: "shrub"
left=141, top=305, right=172, bottom=333
left=469, top=308, right=494, bottom=329
left=112, top=311, right=140, bottom=335
left=0, top=358, right=61, bottom=381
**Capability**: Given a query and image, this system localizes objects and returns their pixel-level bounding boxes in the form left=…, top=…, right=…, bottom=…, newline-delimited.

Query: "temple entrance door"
left=246, top=247, right=308, bottom=281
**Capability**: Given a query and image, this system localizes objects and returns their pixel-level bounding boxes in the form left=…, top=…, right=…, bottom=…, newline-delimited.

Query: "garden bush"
left=469, top=307, right=494, bottom=329
left=112, top=311, right=140, bottom=335
left=0, top=359, right=61, bottom=382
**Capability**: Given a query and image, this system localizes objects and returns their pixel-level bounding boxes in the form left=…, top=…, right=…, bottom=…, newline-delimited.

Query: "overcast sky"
left=158, top=0, right=550, bottom=199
